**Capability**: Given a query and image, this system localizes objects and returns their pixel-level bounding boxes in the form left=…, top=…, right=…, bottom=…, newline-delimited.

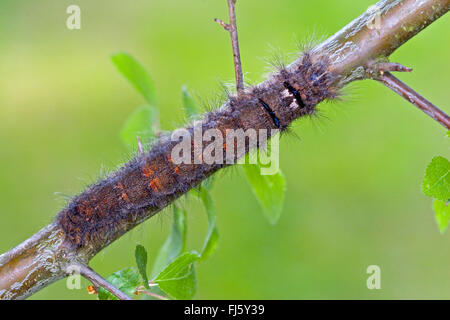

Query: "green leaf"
left=120, top=105, right=159, bottom=149
left=151, top=206, right=187, bottom=277
left=98, top=267, right=141, bottom=300
left=198, top=187, right=219, bottom=261
left=433, top=199, right=450, bottom=234
left=446, top=131, right=450, bottom=138
left=154, top=252, right=199, bottom=300
left=182, top=86, right=200, bottom=118
left=422, top=156, right=450, bottom=201
left=243, top=164, right=286, bottom=225
left=135, top=245, right=149, bottom=289
left=111, top=52, right=157, bottom=105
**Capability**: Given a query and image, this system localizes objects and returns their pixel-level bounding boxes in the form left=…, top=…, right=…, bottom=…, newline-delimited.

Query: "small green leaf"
left=243, top=164, right=286, bottom=225
left=98, top=267, right=141, bottom=300
left=198, top=187, right=219, bottom=261
left=135, top=245, right=149, bottom=289
left=422, top=156, right=450, bottom=201
left=151, top=205, right=187, bottom=277
left=120, top=105, right=159, bottom=149
left=446, top=131, right=450, bottom=138
left=433, top=199, right=450, bottom=234
left=154, top=252, right=199, bottom=300
left=111, top=52, right=157, bottom=105
left=182, top=86, right=200, bottom=118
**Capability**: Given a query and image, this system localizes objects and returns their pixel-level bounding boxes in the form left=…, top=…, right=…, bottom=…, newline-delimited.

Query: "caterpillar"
left=56, top=51, right=339, bottom=254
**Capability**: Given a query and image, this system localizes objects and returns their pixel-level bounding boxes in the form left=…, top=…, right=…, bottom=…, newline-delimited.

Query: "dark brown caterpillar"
left=56, top=52, right=339, bottom=253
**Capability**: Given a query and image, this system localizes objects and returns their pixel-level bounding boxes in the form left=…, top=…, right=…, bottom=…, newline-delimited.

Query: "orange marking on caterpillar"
left=142, top=163, right=154, bottom=177
left=167, top=153, right=180, bottom=175
left=116, top=182, right=130, bottom=202
left=149, top=178, right=162, bottom=191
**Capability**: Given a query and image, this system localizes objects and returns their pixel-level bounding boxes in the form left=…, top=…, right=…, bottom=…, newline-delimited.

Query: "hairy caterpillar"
left=56, top=51, right=339, bottom=253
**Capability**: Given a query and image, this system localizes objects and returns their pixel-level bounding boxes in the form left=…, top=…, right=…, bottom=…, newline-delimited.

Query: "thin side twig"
left=376, top=72, right=450, bottom=129
left=366, top=61, right=449, bottom=129
left=76, top=264, right=133, bottom=300
left=214, top=0, right=244, bottom=93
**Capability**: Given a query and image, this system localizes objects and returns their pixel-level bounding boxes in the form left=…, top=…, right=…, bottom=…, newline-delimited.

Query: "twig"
left=214, top=0, right=244, bottom=93
left=366, top=61, right=413, bottom=77
left=366, top=61, right=450, bottom=129
left=75, top=264, right=133, bottom=300
left=0, top=223, right=66, bottom=300
left=375, top=72, right=450, bottom=129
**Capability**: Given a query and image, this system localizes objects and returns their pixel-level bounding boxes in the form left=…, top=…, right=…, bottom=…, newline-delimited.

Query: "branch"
left=375, top=71, right=450, bottom=129
left=75, top=264, right=133, bottom=300
left=1, top=0, right=448, bottom=300
left=215, top=0, right=244, bottom=93
left=365, top=60, right=450, bottom=129
left=311, top=0, right=449, bottom=85
left=0, top=223, right=67, bottom=299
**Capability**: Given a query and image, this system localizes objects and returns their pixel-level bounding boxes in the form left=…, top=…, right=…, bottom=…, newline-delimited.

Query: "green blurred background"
left=0, top=0, right=449, bottom=299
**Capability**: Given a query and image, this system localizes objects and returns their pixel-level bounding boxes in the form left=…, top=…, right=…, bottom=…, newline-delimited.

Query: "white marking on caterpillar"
left=281, top=89, right=291, bottom=98
left=281, top=88, right=299, bottom=109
